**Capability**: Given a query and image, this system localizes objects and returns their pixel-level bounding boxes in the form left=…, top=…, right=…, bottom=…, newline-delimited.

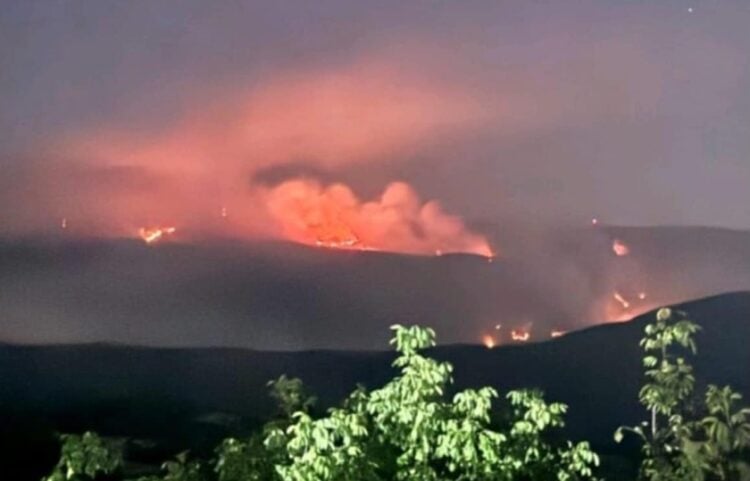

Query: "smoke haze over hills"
left=2, top=225, right=749, bottom=350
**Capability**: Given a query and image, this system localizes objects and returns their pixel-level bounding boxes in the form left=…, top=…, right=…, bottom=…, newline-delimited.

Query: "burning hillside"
left=262, top=179, right=494, bottom=257
left=2, top=225, right=750, bottom=349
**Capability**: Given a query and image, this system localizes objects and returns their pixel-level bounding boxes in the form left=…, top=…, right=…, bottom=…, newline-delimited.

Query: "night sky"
left=2, top=0, right=749, bottom=234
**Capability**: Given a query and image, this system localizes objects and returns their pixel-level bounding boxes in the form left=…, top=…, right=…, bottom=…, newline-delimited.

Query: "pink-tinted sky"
left=1, top=0, right=749, bottom=240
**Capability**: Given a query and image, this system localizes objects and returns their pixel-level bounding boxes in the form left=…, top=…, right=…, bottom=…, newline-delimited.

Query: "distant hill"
left=2, top=292, right=749, bottom=480
left=2, top=225, right=750, bottom=350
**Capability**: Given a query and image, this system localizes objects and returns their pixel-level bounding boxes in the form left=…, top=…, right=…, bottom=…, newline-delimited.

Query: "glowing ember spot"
left=612, top=239, right=630, bottom=256
left=221, top=206, right=228, bottom=218
left=601, top=288, right=657, bottom=324
left=482, top=335, right=496, bottom=349
left=139, top=226, right=176, bottom=244
left=494, top=324, right=502, bottom=331
left=550, top=330, right=566, bottom=338
left=61, top=218, right=67, bottom=229
left=435, top=249, right=443, bottom=256
left=314, top=230, right=361, bottom=249
left=613, top=291, right=630, bottom=309
left=591, top=218, right=599, bottom=226
left=511, top=329, right=530, bottom=342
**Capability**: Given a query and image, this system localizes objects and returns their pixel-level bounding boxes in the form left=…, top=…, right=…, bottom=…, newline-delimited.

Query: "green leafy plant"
left=43, top=325, right=600, bottom=481
left=268, top=375, right=317, bottom=419
left=214, top=374, right=316, bottom=481
left=43, top=431, right=123, bottom=481
left=268, top=324, right=600, bottom=481
left=701, top=385, right=750, bottom=480
left=136, top=452, right=208, bottom=481
left=616, top=308, right=750, bottom=481
left=38, top=314, right=750, bottom=481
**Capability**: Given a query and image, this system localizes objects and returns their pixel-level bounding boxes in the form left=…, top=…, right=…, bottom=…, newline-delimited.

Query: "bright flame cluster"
left=612, top=239, right=630, bottom=256
left=511, top=329, right=531, bottom=342
left=139, top=226, right=176, bottom=244
left=263, top=179, right=494, bottom=257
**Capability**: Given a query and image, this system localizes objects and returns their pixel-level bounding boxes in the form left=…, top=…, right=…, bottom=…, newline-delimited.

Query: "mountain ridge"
left=2, top=291, right=749, bottom=480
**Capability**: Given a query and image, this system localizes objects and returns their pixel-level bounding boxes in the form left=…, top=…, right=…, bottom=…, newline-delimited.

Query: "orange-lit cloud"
left=33, top=59, right=494, bottom=253
left=262, top=179, right=493, bottom=256
left=62, top=60, right=486, bottom=177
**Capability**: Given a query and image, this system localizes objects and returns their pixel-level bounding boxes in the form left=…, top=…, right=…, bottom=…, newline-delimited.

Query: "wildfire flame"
left=598, top=227, right=654, bottom=322
left=613, top=291, right=631, bottom=309
left=612, top=239, right=630, bottom=256
left=312, top=221, right=362, bottom=249
left=139, top=226, right=176, bottom=244
left=601, top=288, right=656, bottom=323
left=511, top=329, right=531, bottom=342
left=263, top=179, right=494, bottom=256
left=550, top=329, right=566, bottom=338
left=482, top=335, right=496, bottom=349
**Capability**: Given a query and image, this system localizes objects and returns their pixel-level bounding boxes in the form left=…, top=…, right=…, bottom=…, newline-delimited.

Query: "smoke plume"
left=0, top=59, right=494, bottom=257
left=262, top=179, right=493, bottom=256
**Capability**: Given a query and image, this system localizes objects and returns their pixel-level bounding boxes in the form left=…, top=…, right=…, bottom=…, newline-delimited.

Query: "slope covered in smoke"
left=1, top=292, right=749, bottom=480
left=1, top=225, right=750, bottom=349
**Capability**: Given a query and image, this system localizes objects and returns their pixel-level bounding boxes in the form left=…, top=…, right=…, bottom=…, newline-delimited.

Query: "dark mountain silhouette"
left=2, top=291, right=749, bottom=480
